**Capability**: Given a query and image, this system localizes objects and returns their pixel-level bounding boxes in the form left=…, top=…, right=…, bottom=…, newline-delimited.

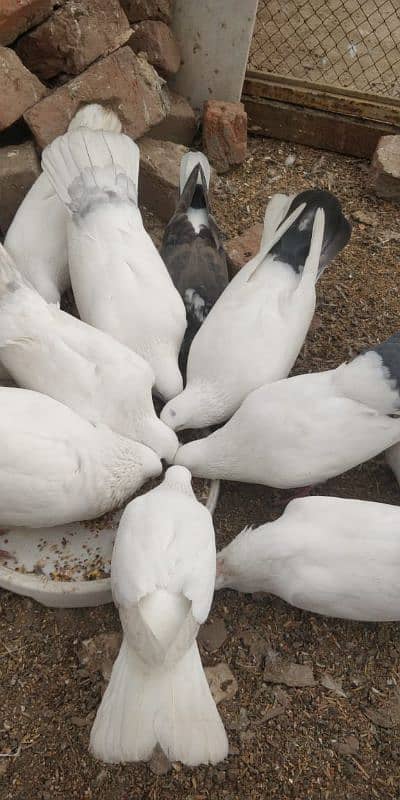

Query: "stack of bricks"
left=0, top=0, right=197, bottom=237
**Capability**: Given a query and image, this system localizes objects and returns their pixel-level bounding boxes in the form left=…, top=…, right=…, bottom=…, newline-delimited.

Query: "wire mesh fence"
left=248, top=0, right=400, bottom=98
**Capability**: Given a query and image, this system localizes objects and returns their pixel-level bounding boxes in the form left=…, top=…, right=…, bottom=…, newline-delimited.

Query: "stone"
left=363, top=691, right=400, bottom=729
left=320, top=672, right=347, bottom=698
left=121, top=0, right=173, bottom=24
left=198, top=618, right=228, bottom=653
left=0, top=0, right=55, bottom=46
left=370, top=135, right=400, bottom=201
left=79, top=631, right=122, bottom=681
left=225, top=222, right=263, bottom=276
left=24, top=47, right=169, bottom=148
left=138, top=137, right=187, bottom=220
left=129, top=19, right=181, bottom=78
left=263, top=659, right=316, bottom=688
left=351, top=208, right=378, bottom=226
left=203, top=99, right=247, bottom=174
left=0, top=141, right=40, bottom=236
left=333, top=735, right=359, bottom=756
left=145, top=89, right=196, bottom=145
left=205, top=662, right=238, bottom=705
left=0, top=47, right=48, bottom=131
left=16, top=0, right=131, bottom=80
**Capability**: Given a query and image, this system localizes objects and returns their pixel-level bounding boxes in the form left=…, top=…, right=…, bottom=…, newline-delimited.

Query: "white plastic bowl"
left=0, top=479, right=220, bottom=608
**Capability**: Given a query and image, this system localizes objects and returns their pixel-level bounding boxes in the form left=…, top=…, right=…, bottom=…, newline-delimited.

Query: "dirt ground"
left=249, top=0, right=400, bottom=97
left=2, top=135, right=400, bottom=800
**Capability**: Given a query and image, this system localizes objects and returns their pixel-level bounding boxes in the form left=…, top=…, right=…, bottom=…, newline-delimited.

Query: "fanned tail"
left=42, top=128, right=140, bottom=213
left=90, top=637, right=228, bottom=766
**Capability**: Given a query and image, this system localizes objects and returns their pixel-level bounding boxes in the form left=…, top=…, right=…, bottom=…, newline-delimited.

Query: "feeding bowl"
left=0, top=477, right=219, bottom=609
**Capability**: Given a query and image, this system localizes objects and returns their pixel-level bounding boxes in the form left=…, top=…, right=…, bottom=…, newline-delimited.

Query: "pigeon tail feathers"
left=268, top=189, right=351, bottom=280
left=42, top=129, right=139, bottom=214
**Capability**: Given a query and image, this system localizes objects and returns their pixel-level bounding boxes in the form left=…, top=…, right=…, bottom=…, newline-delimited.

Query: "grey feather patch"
left=69, top=169, right=137, bottom=217
left=367, top=332, right=400, bottom=395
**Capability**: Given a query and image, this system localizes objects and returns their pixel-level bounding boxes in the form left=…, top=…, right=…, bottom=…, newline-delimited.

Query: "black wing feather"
left=269, top=189, right=351, bottom=278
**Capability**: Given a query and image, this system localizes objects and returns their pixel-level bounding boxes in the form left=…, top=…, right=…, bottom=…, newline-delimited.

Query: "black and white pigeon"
left=162, top=189, right=351, bottom=432
left=160, top=152, right=228, bottom=369
left=174, top=330, right=400, bottom=488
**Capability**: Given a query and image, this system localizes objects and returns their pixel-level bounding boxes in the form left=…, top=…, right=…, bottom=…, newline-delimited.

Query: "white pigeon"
left=4, top=104, right=121, bottom=304
left=161, top=190, right=351, bottom=431
left=41, top=125, right=187, bottom=401
left=175, top=330, right=400, bottom=488
left=90, top=465, right=228, bottom=766
left=0, top=387, right=161, bottom=528
left=0, top=244, right=178, bottom=461
left=216, top=495, right=400, bottom=621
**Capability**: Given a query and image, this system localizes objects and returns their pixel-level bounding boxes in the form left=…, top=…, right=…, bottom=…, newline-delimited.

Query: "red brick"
left=370, top=135, right=400, bottom=202
left=121, top=0, right=173, bottom=24
left=0, top=140, right=40, bottom=235
left=16, top=0, right=131, bottom=80
left=24, top=47, right=169, bottom=148
left=129, top=19, right=180, bottom=78
left=138, top=138, right=186, bottom=221
left=0, top=47, right=48, bottom=131
left=0, top=0, right=56, bottom=46
left=203, top=100, right=247, bottom=174
left=224, top=223, right=263, bottom=277
left=145, top=89, right=196, bottom=145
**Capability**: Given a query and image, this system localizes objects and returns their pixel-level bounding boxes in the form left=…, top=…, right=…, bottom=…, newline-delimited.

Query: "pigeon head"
left=161, top=382, right=223, bottom=432
left=163, top=465, right=195, bottom=496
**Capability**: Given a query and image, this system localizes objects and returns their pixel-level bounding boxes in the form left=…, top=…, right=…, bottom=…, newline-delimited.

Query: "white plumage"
left=0, top=244, right=178, bottom=461
left=0, top=387, right=161, bottom=527
left=4, top=103, right=122, bottom=304
left=90, top=466, right=228, bottom=766
left=174, top=338, right=400, bottom=487
left=162, top=189, right=350, bottom=432
left=216, top=496, right=400, bottom=621
left=41, top=125, right=187, bottom=401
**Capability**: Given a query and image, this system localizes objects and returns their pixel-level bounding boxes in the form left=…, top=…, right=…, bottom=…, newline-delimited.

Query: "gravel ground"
left=2, top=135, right=400, bottom=800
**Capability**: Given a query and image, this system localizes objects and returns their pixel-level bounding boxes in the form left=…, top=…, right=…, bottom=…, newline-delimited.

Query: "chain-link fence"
left=248, top=0, right=400, bottom=98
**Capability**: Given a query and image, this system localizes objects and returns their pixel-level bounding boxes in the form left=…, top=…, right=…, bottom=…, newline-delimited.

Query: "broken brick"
left=24, top=47, right=169, bottom=148
left=146, top=89, right=196, bottom=145
left=203, top=99, right=247, bottom=173
left=370, top=134, right=400, bottom=202
left=16, top=0, right=131, bottom=80
left=129, top=19, right=181, bottom=78
left=0, top=47, right=48, bottom=131
left=139, top=137, right=186, bottom=220
left=121, top=0, right=173, bottom=24
left=0, top=0, right=55, bottom=46
left=225, top=222, right=263, bottom=276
